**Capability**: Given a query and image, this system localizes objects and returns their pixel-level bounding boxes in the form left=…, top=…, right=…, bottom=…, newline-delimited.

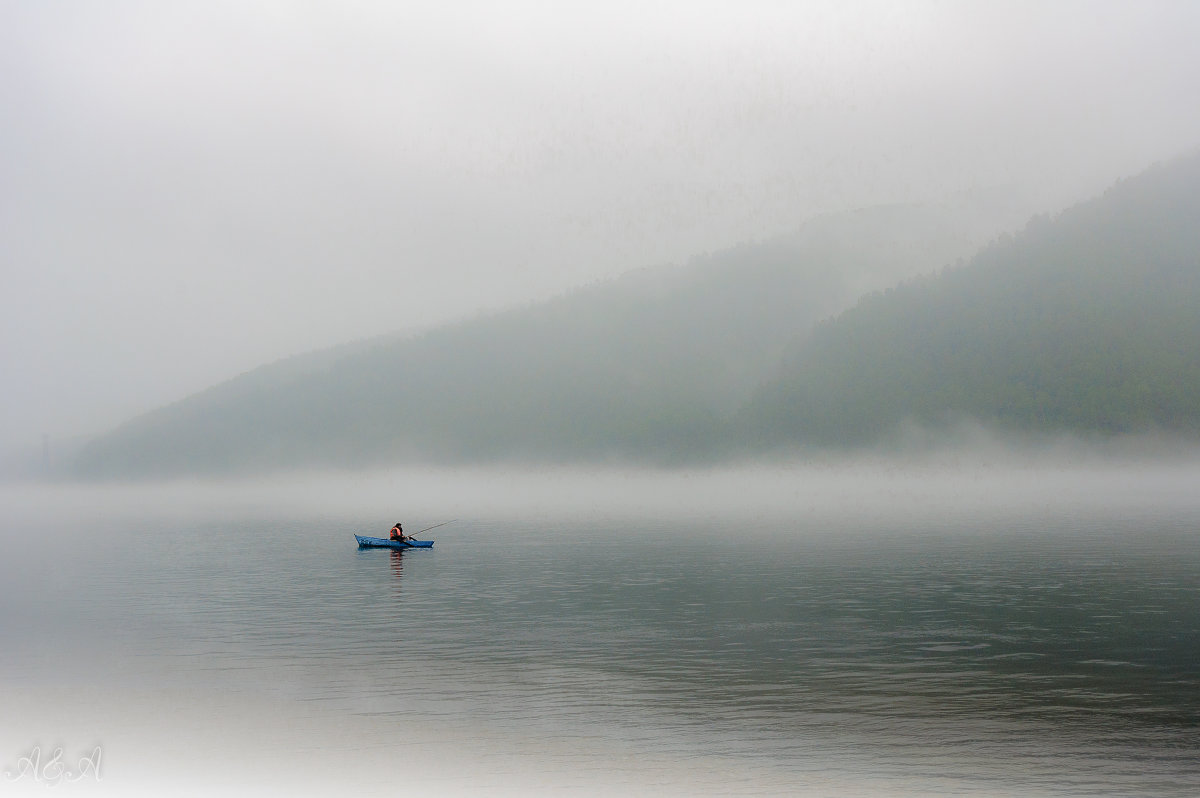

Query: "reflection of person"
left=388, top=522, right=408, bottom=542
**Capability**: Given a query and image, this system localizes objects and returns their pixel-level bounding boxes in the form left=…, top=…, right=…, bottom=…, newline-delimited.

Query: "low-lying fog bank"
left=5, top=433, right=1200, bottom=532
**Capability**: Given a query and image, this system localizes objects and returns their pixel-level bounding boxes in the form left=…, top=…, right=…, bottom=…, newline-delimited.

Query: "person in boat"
left=388, top=522, right=409, bottom=543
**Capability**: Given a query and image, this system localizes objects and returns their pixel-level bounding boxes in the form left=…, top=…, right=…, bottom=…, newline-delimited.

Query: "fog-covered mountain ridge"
left=75, top=152, right=1200, bottom=477
left=744, top=151, right=1200, bottom=447
left=74, top=195, right=1029, bottom=476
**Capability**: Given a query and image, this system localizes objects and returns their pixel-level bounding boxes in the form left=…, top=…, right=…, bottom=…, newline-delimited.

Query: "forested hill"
left=745, top=152, right=1200, bottom=447
left=72, top=151, right=1200, bottom=479
left=73, top=198, right=1018, bottom=477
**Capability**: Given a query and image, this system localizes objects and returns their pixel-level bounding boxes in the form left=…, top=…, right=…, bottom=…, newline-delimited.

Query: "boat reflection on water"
left=389, top=549, right=404, bottom=588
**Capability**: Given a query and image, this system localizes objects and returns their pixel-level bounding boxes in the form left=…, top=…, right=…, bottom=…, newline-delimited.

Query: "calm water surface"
left=3, top=474, right=1200, bottom=795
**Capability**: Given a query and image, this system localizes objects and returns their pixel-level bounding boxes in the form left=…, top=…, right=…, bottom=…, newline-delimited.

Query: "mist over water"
left=12, top=431, right=1200, bottom=522
left=3, top=462, right=1199, bottom=796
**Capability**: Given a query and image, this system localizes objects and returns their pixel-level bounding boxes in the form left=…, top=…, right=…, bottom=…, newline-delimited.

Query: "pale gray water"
left=3, top=470, right=1199, bottom=795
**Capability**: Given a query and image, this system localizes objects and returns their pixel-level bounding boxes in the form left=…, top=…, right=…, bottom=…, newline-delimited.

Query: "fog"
left=8, top=444, right=1200, bottom=532
left=4, top=1, right=1200, bottom=458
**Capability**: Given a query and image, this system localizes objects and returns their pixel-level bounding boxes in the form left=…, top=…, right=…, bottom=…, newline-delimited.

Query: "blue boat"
left=355, top=534, right=434, bottom=550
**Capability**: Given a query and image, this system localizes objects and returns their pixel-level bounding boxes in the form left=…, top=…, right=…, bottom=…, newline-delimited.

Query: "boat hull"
left=355, top=535, right=434, bottom=549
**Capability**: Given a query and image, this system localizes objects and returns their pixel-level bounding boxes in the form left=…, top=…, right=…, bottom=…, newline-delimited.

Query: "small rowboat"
left=355, top=535, right=434, bottom=550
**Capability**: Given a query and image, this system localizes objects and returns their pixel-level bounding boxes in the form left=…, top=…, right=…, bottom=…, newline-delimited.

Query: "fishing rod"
left=415, top=519, right=457, bottom=535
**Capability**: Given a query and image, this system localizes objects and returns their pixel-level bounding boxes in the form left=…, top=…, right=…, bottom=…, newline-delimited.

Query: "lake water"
left=2, top=465, right=1199, bottom=796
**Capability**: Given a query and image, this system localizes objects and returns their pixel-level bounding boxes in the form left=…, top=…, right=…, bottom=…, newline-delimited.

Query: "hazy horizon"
left=4, top=1, right=1200, bottom=457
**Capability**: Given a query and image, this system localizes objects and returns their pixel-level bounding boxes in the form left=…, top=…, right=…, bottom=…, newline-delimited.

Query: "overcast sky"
left=3, top=0, right=1199, bottom=455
